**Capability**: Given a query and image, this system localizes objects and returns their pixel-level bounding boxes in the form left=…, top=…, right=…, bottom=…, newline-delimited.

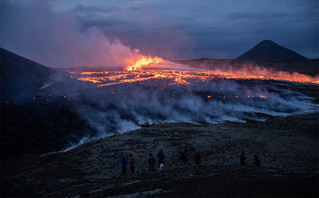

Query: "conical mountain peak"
left=237, top=40, right=308, bottom=60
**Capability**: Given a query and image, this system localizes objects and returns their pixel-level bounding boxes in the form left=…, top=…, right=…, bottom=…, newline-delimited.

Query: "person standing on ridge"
left=254, top=155, right=261, bottom=166
left=147, top=153, right=156, bottom=171
left=157, top=149, right=165, bottom=168
left=121, top=156, right=129, bottom=175
left=240, top=151, right=246, bottom=165
left=129, top=154, right=136, bottom=173
left=180, top=149, right=188, bottom=166
left=194, top=150, right=201, bottom=166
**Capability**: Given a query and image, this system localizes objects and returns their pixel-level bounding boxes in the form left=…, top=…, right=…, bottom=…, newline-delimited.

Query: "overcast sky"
left=1, top=0, right=318, bottom=66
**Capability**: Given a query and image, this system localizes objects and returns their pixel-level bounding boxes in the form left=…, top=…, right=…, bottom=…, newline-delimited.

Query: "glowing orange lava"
left=75, top=69, right=319, bottom=87
left=72, top=56, right=319, bottom=86
left=125, top=56, right=163, bottom=71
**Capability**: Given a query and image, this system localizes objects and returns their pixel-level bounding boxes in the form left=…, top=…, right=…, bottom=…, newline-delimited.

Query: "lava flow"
left=73, top=56, right=319, bottom=87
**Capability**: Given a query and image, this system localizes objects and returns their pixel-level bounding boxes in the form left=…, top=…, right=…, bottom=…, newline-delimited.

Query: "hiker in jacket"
left=129, top=154, right=136, bottom=173
left=180, top=149, right=188, bottom=166
left=121, top=156, right=129, bottom=175
left=147, top=153, right=156, bottom=171
left=157, top=149, right=165, bottom=166
left=194, top=150, right=201, bottom=166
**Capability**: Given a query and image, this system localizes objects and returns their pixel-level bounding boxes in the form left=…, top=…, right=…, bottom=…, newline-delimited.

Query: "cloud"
left=71, top=0, right=318, bottom=59
left=1, top=0, right=318, bottom=61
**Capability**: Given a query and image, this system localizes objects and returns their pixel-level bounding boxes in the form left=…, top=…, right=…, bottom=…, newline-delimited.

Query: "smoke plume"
left=0, top=1, right=140, bottom=68
left=60, top=76, right=318, bottom=149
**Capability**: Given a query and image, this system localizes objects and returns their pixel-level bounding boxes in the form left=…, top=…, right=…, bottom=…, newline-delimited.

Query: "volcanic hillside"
left=1, top=48, right=59, bottom=102
left=0, top=48, right=96, bottom=160
left=236, top=40, right=309, bottom=60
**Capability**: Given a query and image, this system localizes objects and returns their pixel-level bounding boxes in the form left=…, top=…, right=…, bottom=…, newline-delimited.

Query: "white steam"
left=61, top=78, right=318, bottom=148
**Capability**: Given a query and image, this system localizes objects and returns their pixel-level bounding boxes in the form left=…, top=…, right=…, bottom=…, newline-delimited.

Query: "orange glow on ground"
left=72, top=56, right=319, bottom=86
left=74, top=69, right=319, bottom=87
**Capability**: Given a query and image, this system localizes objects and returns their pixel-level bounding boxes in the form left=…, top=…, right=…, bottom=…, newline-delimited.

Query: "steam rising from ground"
left=63, top=76, right=318, bottom=149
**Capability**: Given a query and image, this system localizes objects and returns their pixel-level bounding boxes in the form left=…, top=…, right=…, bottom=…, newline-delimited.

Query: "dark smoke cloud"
left=0, top=1, right=140, bottom=68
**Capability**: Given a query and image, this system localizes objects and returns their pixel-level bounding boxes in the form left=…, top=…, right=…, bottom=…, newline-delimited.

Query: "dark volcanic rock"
left=237, top=40, right=309, bottom=61
left=0, top=48, right=97, bottom=159
left=0, top=48, right=57, bottom=102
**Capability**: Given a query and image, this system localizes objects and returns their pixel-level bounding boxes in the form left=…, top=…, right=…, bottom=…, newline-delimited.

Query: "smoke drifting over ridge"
left=0, top=1, right=140, bottom=68
left=61, top=76, right=318, bottom=149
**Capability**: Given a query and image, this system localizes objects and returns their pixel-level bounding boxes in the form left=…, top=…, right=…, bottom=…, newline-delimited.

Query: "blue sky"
left=1, top=0, right=318, bottom=66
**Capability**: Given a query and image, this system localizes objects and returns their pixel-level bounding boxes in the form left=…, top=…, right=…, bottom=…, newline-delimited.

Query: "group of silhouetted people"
left=179, top=149, right=201, bottom=166
left=122, top=149, right=262, bottom=175
left=240, top=151, right=261, bottom=166
left=121, top=149, right=203, bottom=175
left=147, top=149, right=165, bottom=171
left=121, top=154, right=136, bottom=175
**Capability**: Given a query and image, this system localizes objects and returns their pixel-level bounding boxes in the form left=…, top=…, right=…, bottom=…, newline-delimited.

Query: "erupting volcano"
left=2, top=1, right=319, bottom=197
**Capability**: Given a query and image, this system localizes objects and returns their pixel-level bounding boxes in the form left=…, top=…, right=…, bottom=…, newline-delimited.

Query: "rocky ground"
left=1, top=110, right=318, bottom=197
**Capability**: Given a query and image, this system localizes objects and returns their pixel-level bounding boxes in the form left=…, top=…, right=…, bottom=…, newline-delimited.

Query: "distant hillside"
left=0, top=48, right=82, bottom=103
left=0, top=48, right=96, bottom=159
left=236, top=40, right=308, bottom=61
left=0, top=48, right=57, bottom=102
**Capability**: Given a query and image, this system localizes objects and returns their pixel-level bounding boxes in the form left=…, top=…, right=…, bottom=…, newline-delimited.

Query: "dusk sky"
left=1, top=0, right=318, bottom=67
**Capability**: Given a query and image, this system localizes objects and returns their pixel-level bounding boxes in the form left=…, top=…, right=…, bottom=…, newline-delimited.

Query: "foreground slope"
left=1, top=107, right=318, bottom=197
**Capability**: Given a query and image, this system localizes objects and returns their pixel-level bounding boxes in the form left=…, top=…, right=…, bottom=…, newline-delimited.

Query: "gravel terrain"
left=1, top=110, right=318, bottom=197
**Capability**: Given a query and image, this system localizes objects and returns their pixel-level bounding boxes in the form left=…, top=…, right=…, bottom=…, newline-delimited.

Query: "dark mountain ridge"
left=236, top=40, right=309, bottom=60
left=0, top=48, right=96, bottom=159
left=0, top=48, right=58, bottom=102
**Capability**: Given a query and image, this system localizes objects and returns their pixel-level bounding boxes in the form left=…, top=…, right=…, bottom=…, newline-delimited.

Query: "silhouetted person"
left=240, top=151, right=246, bottom=165
left=129, top=154, right=136, bottom=173
left=194, top=150, right=201, bottom=166
left=180, top=149, right=188, bottom=165
left=121, top=157, right=128, bottom=175
left=254, top=155, right=261, bottom=166
left=147, top=153, right=156, bottom=171
left=157, top=149, right=165, bottom=167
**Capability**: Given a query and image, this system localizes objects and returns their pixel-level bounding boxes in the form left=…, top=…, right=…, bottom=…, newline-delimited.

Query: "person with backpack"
left=129, top=154, right=136, bottom=173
